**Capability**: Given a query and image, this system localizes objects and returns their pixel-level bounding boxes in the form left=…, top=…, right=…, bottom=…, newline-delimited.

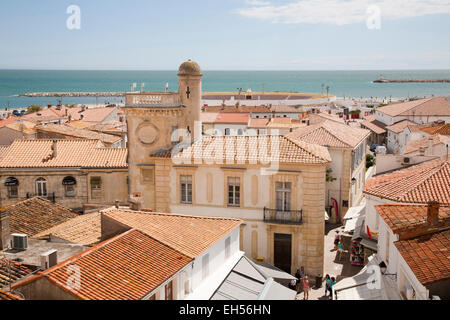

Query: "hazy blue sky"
left=0, top=0, right=449, bottom=70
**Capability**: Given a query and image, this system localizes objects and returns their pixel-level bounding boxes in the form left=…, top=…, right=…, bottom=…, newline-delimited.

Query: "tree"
left=326, top=85, right=330, bottom=98
left=366, top=154, right=376, bottom=169
left=26, top=105, right=42, bottom=114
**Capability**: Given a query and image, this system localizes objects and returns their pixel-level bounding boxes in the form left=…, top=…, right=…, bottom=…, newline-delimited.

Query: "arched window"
left=224, top=128, right=230, bottom=136
left=35, top=178, right=47, bottom=197
left=5, top=177, right=19, bottom=198
left=237, top=129, right=243, bottom=135
left=62, top=176, right=76, bottom=197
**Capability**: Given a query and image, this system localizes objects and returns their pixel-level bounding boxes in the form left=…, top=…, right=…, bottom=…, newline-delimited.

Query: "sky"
left=0, top=0, right=449, bottom=70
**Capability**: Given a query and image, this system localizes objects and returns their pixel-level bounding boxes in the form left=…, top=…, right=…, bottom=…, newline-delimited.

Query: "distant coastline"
left=373, top=78, right=450, bottom=83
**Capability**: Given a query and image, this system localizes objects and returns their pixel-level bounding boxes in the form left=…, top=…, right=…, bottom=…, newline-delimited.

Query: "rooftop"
left=385, top=120, right=419, bottom=134
left=0, top=139, right=127, bottom=168
left=0, top=258, right=34, bottom=289
left=377, top=96, right=450, bottom=117
left=5, top=197, right=76, bottom=236
left=102, top=208, right=242, bottom=259
left=361, top=115, right=387, bottom=135
left=404, top=134, right=450, bottom=155
left=203, top=105, right=271, bottom=113
left=420, top=123, right=450, bottom=136
left=32, top=229, right=192, bottom=300
left=36, top=123, right=121, bottom=145
left=213, top=112, right=250, bottom=124
left=33, top=211, right=102, bottom=246
left=163, top=135, right=331, bottom=165
left=364, top=158, right=450, bottom=203
left=0, top=289, right=23, bottom=300
left=375, top=204, right=450, bottom=234
left=287, top=120, right=370, bottom=149
left=395, top=228, right=450, bottom=286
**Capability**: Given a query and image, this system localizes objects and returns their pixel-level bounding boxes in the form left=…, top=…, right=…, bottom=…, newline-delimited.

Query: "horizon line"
left=1, top=68, right=450, bottom=72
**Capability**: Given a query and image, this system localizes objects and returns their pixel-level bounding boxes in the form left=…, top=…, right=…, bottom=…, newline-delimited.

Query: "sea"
left=0, top=69, right=449, bottom=109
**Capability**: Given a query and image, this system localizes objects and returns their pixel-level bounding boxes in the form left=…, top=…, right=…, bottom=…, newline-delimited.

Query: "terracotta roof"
left=395, top=229, right=450, bottom=286
left=404, top=134, right=450, bottom=155
left=248, top=118, right=270, bottom=128
left=167, top=135, right=331, bottom=165
left=33, top=211, right=102, bottom=246
left=375, top=204, right=450, bottom=234
left=287, top=120, right=370, bottom=148
left=0, top=139, right=127, bottom=168
left=364, top=158, right=450, bottom=203
left=0, top=146, right=9, bottom=160
left=361, top=116, right=387, bottom=134
left=102, top=208, right=242, bottom=258
left=0, top=116, right=19, bottom=128
left=0, top=289, right=23, bottom=300
left=65, top=120, right=95, bottom=129
left=201, top=112, right=219, bottom=123
left=78, top=107, right=116, bottom=122
left=213, top=113, right=250, bottom=124
left=36, top=124, right=121, bottom=145
left=0, top=258, right=34, bottom=289
left=385, top=120, right=418, bottom=134
left=38, top=229, right=192, bottom=300
left=5, top=197, right=77, bottom=236
left=420, top=123, right=450, bottom=136
left=203, top=105, right=271, bottom=113
left=5, top=120, right=37, bottom=135
left=86, top=122, right=127, bottom=134
left=308, top=113, right=345, bottom=124
left=269, top=105, right=303, bottom=113
left=377, top=96, right=450, bottom=117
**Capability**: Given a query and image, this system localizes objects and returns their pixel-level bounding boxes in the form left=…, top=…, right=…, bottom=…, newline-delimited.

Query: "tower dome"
left=178, top=60, right=202, bottom=76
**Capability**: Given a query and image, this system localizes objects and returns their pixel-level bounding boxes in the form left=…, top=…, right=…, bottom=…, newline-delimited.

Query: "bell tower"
left=178, top=60, right=202, bottom=141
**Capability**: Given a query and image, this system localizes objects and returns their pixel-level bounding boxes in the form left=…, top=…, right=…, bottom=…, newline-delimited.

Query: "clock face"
left=137, top=122, right=159, bottom=145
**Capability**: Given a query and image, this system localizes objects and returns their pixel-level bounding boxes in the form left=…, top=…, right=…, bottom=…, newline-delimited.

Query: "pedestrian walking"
left=337, top=240, right=344, bottom=261
left=324, top=274, right=331, bottom=297
left=295, top=266, right=306, bottom=293
left=302, top=276, right=310, bottom=300
left=330, top=277, right=336, bottom=300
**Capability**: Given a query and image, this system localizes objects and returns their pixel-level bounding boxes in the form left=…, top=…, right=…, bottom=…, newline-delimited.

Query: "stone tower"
left=123, top=60, right=203, bottom=210
left=178, top=60, right=203, bottom=140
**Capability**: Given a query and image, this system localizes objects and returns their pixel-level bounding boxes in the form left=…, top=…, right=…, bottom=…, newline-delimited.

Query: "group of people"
left=289, top=267, right=337, bottom=300
left=289, top=266, right=311, bottom=300
left=324, top=274, right=336, bottom=299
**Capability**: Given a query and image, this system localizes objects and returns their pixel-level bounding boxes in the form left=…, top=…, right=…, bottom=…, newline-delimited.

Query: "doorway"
left=274, top=233, right=292, bottom=274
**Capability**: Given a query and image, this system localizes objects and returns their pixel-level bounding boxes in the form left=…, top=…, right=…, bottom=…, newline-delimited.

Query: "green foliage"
left=26, top=105, right=43, bottom=114
left=366, top=154, right=376, bottom=169
left=326, top=168, right=337, bottom=182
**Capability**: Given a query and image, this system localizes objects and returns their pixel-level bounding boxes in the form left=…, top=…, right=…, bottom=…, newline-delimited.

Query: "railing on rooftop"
left=263, top=207, right=303, bottom=225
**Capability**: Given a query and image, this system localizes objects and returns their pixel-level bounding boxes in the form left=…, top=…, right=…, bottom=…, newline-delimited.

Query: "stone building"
left=123, top=60, right=331, bottom=276
left=0, top=139, right=128, bottom=212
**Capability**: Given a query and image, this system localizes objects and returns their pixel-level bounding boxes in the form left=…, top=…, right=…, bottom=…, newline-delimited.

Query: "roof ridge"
left=102, top=207, right=242, bottom=222
left=283, top=134, right=330, bottom=162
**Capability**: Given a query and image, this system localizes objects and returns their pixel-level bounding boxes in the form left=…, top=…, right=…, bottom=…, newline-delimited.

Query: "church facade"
left=123, top=60, right=331, bottom=276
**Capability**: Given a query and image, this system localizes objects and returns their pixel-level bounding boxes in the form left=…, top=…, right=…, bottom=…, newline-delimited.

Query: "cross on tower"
left=186, top=86, right=191, bottom=99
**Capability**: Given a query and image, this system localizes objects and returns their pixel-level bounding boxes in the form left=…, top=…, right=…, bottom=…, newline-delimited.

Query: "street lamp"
left=351, top=178, right=356, bottom=185
left=379, top=261, right=397, bottom=278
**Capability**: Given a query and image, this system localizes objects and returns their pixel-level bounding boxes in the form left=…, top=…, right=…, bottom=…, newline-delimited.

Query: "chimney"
left=427, top=136, right=433, bottom=153
left=129, top=192, right=143, bottom=211
left=427, top=201, right=440, bottom=226
left=51, top=140, right=58, bottom=158
left=0, top=208, right=11, bottom=250
left=115, top=200, right=120, bottom=209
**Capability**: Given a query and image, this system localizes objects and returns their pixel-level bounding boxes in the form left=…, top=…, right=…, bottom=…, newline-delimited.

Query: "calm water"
left=0, top=69, right=449, bottom=108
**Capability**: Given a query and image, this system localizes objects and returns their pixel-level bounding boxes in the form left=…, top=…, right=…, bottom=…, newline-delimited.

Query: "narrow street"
left=296, top=223, right=363, bottom=300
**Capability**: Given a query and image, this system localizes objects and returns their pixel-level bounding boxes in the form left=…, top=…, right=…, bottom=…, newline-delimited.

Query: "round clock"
left=137, top=122, right=159, bottom=145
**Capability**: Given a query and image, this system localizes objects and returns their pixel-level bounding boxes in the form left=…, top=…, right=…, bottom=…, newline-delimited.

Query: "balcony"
left=263, top=207, right=303, bottom=225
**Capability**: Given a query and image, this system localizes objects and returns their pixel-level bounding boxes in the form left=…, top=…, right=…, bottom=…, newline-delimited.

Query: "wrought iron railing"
left=263, top=207, right=303, bottom=225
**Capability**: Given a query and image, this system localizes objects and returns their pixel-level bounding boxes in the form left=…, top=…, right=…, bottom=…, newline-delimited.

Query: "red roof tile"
left=39, top=229, right=192, bottom=300
left=364, top=158, right=450, bottom=203
left=395, top=229, right=450, bottom=286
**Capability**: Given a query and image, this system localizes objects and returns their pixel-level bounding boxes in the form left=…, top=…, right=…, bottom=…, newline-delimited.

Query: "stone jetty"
left=21, top=92, right=126, bottom=97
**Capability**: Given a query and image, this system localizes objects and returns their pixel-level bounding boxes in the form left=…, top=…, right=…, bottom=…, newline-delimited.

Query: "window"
left=165, top=281, right=173, bottom=300
left=90, top=177, right=102, bottom=190
left=171, top=125, right=179, bottom=142
left=35, top=178, right=47, bottom=197
left=202, top=254, right=210, bottom=279
left=225, top=237, right=231, bottom=260
left=5, top=177, right=19, bottom=198
left=62, top=176, right=76, bottom=197
left=237, top=129, right=243, bottom=135
left=225, top=128, right=230, bottom=135
left=227, top=177, right=240, bottom=207
left=180, top=175, right=192, bottom=204
left=275, top=182, right=291, bottom=211
left=141, top=169, right=154, bottom=184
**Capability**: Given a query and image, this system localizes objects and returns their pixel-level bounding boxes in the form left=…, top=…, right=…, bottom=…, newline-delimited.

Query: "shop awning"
left=351, top=215, right=366, bottom=239
left=360, top=238, right=378, bottom=251
left=343, top=204, right=365, bottom=220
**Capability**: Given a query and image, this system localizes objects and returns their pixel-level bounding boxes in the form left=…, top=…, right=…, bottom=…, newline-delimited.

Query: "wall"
left=0, top=127, right=35, bottom=146
left=14, top=277, right=78, bottom=300
left=375, top=154, right=438, bottom=174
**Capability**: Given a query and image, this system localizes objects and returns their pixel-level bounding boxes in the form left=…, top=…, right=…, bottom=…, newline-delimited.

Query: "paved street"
left=296, top=223, right=363, bottom=300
